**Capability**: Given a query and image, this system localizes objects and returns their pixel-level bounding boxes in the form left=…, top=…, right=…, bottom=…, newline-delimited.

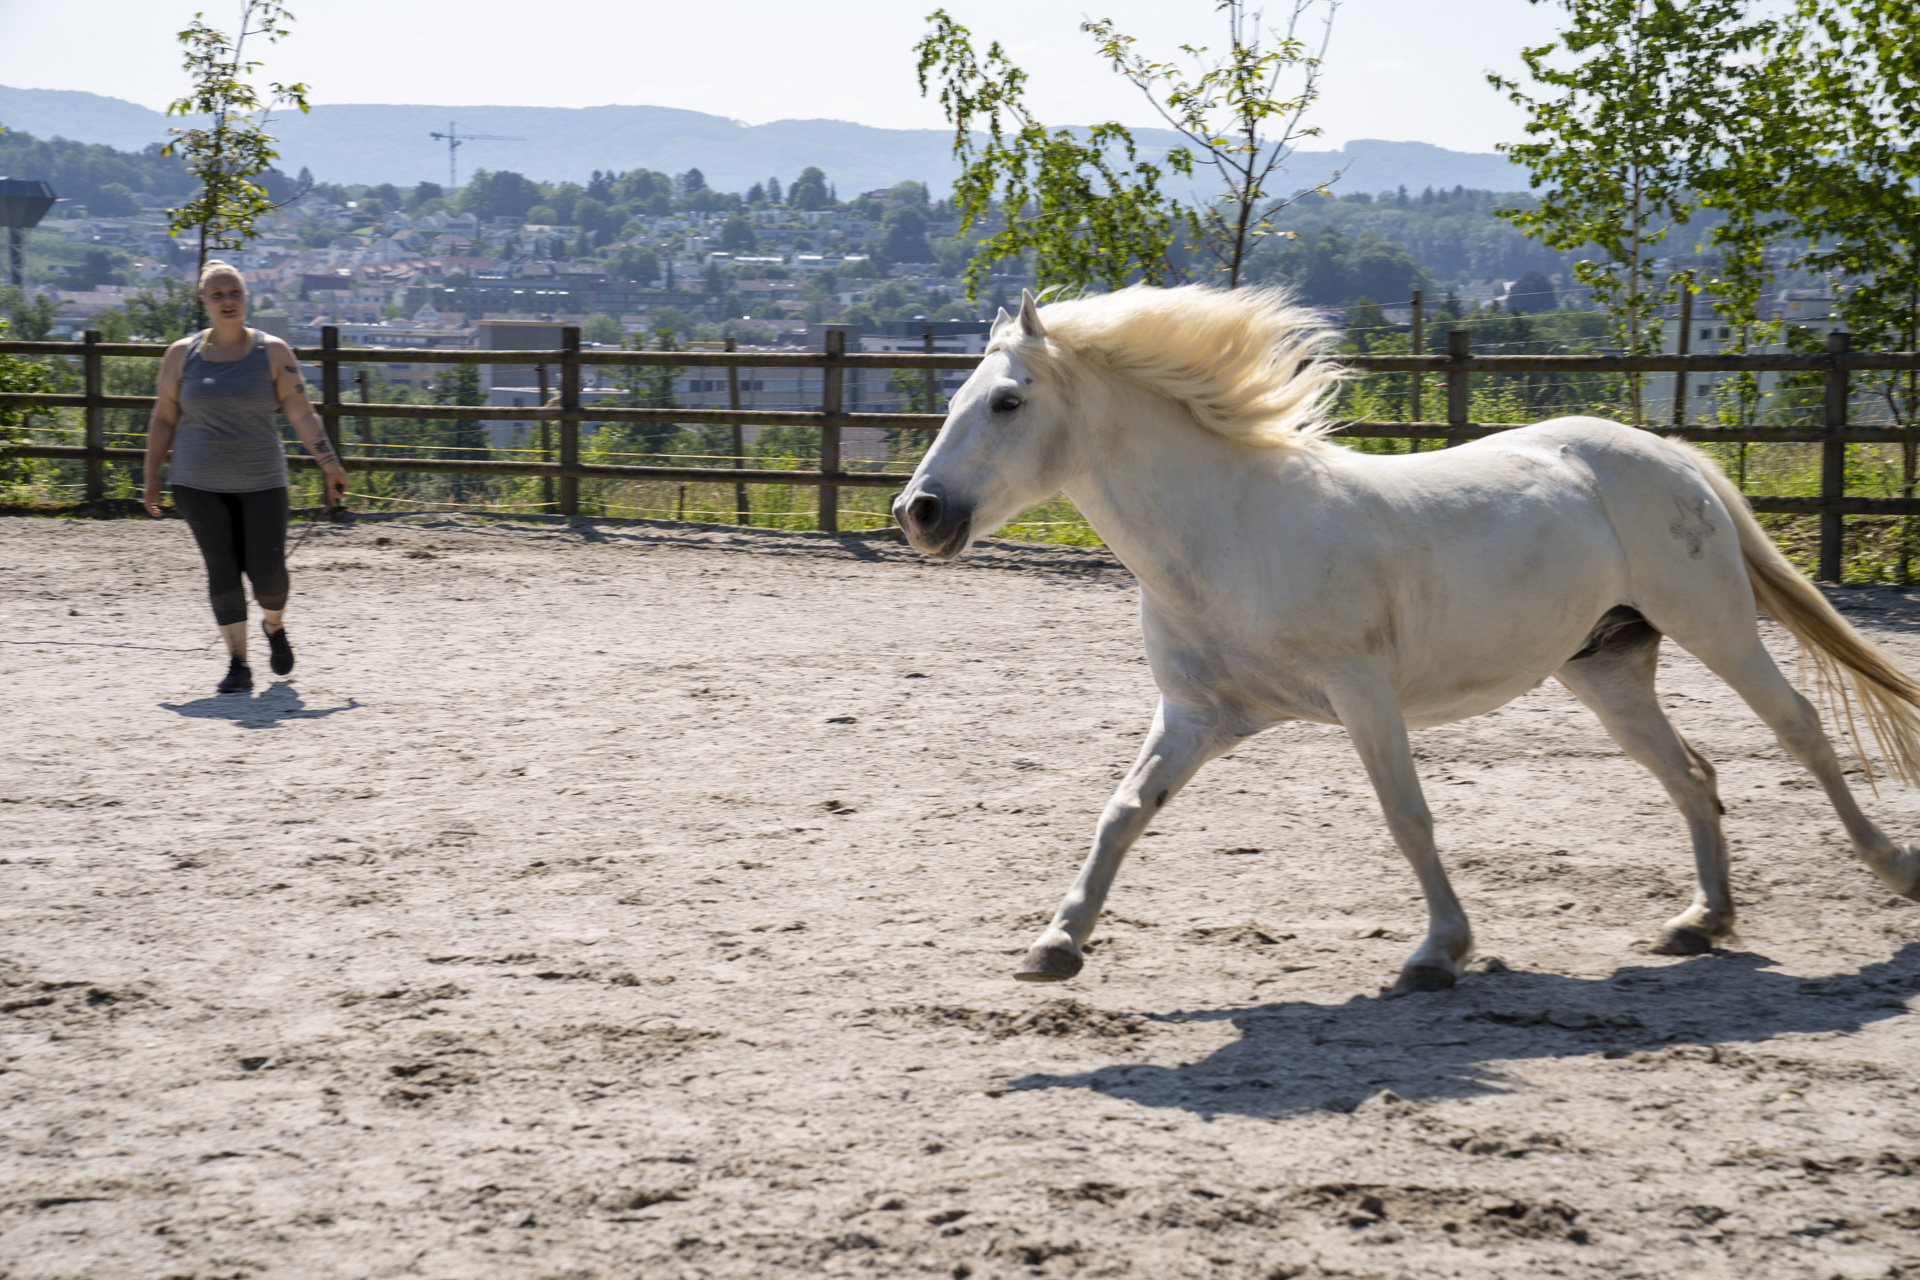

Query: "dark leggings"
left=172, top=484, right=290, bottom=626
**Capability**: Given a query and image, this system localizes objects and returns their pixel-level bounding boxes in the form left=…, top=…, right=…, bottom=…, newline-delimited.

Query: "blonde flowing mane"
left=990, top=284, right=1346, bottom=449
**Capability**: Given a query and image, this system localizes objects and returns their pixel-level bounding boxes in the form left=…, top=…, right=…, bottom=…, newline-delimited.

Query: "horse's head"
left=893, top=291, right=1075, bottom=559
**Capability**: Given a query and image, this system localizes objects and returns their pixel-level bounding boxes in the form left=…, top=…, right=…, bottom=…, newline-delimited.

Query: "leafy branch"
left=1490, top=0, right=1763, bottom=422
left=163, top=0, right=311, bottom=282
left=916, top=11, right=1192, bottom=298
left=1085, top=0, right=1341, bottom=287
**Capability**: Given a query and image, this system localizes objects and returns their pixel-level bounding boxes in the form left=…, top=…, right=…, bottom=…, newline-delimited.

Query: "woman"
left=142, top=260, right=349, bottom=693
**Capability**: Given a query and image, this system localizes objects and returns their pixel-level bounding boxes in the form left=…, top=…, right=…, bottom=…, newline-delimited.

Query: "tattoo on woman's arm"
left=310, top=432, right=341, bottom=467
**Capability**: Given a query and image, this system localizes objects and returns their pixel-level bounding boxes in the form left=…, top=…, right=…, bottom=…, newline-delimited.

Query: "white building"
left=1661, top=292, right=1841, bottom=420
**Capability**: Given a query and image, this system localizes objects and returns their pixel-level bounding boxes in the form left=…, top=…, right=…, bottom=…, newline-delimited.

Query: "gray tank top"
left=168, top=329, right=289, bottom=492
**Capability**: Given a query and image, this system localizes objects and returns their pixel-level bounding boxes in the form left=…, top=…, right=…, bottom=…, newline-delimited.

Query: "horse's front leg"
left=1327, top=679, right=1474, bottom=994
left=1016, top=700, right=1238, bottom=982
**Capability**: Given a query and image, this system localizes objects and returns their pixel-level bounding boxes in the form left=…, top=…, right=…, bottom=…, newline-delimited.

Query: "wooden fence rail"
left=5, top=325, right=1919, bottom=580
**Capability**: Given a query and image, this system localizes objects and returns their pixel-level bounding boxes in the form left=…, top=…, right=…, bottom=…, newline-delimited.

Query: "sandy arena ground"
left=4, top=511, right=1920, bottom=1279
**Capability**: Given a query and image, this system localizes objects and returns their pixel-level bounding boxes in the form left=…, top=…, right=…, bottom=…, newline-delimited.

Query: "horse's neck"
left=1062, top=387, right=1323, bottom=601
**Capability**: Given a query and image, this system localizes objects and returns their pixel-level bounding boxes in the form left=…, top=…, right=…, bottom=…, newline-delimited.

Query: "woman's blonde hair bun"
left=198, top=259, right=246, bottom=289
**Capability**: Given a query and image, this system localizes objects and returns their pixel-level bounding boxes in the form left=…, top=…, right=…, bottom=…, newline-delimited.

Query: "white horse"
left=892, top=285, right=1920, bottom=995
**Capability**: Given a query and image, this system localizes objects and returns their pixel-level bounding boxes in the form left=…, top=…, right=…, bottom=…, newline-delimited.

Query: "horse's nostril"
left=907, top=495, right=943, bottom=529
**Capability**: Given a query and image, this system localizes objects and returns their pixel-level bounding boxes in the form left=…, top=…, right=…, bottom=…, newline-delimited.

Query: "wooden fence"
left=7, top=324, right=1920, bottom=582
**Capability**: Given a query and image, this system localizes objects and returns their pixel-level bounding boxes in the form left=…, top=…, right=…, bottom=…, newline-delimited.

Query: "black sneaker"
left=217, top=656, right=254, bottom=694
left=263, top=621, right=294, bottom=675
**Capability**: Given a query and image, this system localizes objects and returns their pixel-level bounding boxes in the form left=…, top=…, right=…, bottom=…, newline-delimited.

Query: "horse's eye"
left=991, top=394, right=1022, bottom=414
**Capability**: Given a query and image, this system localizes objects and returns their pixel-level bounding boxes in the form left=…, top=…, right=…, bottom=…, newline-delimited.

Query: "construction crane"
left=428, top=122, right=525, bottom=190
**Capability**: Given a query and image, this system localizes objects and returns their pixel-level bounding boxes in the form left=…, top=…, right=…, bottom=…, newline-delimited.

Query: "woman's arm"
left=142, top=343, right=188, bottom=517
left=266, top=337, right=349, bottom=507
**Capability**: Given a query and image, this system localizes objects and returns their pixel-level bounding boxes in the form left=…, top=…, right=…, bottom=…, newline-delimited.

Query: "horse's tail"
left=1691, top=448, right=1920, bottom=787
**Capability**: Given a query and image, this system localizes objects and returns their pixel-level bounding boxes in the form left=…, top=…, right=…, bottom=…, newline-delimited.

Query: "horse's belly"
left=1400, top=669, right=1559, bottom=729
left=1393, top=606, right=1612, bottom=727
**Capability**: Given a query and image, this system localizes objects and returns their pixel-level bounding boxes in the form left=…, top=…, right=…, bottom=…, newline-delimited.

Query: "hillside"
left=0, top=84, right=1528, bottom=197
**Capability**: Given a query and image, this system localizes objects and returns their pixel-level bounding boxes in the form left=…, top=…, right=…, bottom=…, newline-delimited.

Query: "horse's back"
left=1320, top=416, right=1753, bottom=722
left=1473, top=415, right=1755, bottom=631
left=1473, top=415, right=1702, bottom=480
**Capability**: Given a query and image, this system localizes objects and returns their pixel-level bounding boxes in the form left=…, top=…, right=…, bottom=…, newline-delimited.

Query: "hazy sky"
left=0, top=0, right=1566, bottom=152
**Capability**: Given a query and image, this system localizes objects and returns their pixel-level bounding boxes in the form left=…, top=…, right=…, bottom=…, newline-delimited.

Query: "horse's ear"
left=991, top=305, right=1015, bottom=337
left=1018, top=288, right=1047, bottom=338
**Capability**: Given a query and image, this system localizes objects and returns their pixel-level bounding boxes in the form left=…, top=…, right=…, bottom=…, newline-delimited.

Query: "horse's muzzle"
left=893, top=483, right=972, bottom=559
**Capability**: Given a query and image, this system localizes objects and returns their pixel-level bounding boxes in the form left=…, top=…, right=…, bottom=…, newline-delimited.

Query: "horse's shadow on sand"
left=161, top=681, right=362, bottom=730
left=1011, top=943, right=1920, bottom=1118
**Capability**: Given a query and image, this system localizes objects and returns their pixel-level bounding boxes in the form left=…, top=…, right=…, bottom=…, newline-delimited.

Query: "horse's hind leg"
left=1017, top=699, right=1239, bottom=982
left=1662, top=623, right=1920, bottom=899
left=1555, top=611, right=1733, bottom=954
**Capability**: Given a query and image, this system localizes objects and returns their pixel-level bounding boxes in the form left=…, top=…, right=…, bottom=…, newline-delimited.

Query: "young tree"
left=1691, top=0, right=1920, bottom=571
left=916, top=9, right=1191, bottom=296
left=888, top=180, right=930, bottom=207
left=91, top=183, right=140, bottom=218
left=1085, top=0, right=1341, bottom=287
left=601, top=328, right=682, bottom=458
left=611, top=244, right=661, bottom=285
left=1490, top=0, right=1763, bottom=422
left=720, top=214, right=758, bottom=253
left=1506, top=271, right=1558, bottom=314
left=765, top=175, right=784, bottom=205
left=0, top=289, right=56, bottom=342
left=789, top=167, right=830, bottom=211
left=433, top=364, right=486, bottom=456
left=163, top=1, right=311, bottom=284
left=0, top=316, right=61, bottom=496
left=581, top=313, right=624, bottom=345
left=79, top=249, right=125, bottom=290
left=97, top=279, right=200, bottom=343
left=883, top=205, right=936, bottom=263
left=572, top=196, right=612, bottom=242
left=465, top=170, right=540, bottom=222
left=1732, top=1, right=1920, bottom=425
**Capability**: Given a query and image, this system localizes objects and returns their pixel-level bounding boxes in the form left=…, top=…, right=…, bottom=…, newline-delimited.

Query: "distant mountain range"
left=0, top=84, right=1529, bottom=198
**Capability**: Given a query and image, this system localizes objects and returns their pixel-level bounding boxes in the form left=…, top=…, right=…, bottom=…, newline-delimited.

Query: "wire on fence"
left=342, top=489, right=559, bottom=512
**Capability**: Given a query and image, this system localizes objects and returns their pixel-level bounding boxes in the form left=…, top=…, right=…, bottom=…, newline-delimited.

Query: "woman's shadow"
left=161, top=681, right=362, bottom=730
left=1010, top=943, right=1920, bottom=1118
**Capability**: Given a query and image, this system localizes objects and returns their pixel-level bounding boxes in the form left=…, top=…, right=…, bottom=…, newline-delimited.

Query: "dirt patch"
left=880, top=998, right=1150, bottom=1040
left=5, top=512, right=1920, bottom=1278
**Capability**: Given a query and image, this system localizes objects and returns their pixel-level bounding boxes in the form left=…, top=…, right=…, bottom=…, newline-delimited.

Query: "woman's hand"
left=324, top=466, right=349, bottom=508
left=143, top=477, right=165, bottom=518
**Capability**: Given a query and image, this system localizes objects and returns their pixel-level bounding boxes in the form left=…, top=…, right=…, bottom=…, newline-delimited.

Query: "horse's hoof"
left=1015, top=943, right=1083, bottom=983
left=1388, top=964, right=1457, bottom=997
left=1890, top=845, right=1920, bottom=901
left=1651, top=924, right=1716, bottom=956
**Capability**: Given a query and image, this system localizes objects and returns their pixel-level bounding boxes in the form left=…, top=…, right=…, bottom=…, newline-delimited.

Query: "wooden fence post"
left=559, top=327, right=581, bottom=517
left=82, top=328, right=103, bottom=502
left=726, top=337, right=749, bottom=526
left=1445, top=328, right=1470, bottom=445
left=1819, top=330, right=1851, bottom=583
left=536, top=363, right=553, bottom=512
left=1672, top=272, right=1694, bottom=429
left=923, top=323, right=937, bottom=417
left=1408, top=291, right=1423, bottom=429
left=356, top=368, right=373, bottom=447
left=819, top=327, right=844, bottom=533
left=320, top=326, right=342, bottom=512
